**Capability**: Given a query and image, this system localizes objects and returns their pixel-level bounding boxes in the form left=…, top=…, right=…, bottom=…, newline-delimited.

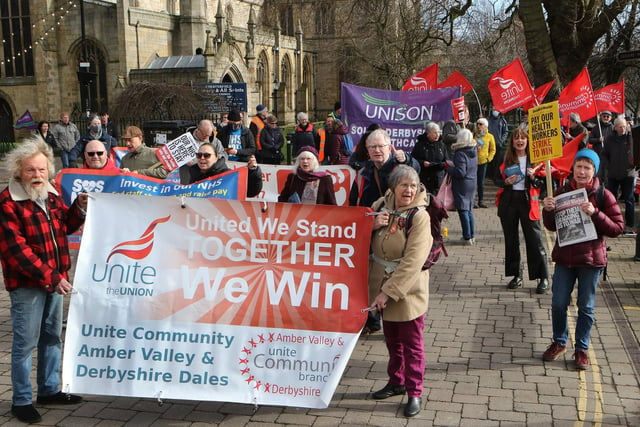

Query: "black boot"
left=371, top=383, right=406, bottom=399
left=536, top=278, right=549, bottom=294
left=507, top=264, right=523, bottom=289
left=507, top=276, right=523, bottom=289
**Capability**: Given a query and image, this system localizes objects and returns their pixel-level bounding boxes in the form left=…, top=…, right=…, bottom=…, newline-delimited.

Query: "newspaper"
left=554, top=188, right=598, bottom=247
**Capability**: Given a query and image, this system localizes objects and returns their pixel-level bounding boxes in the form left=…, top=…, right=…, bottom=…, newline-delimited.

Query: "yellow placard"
left=527, top=101, right=563, bottom=163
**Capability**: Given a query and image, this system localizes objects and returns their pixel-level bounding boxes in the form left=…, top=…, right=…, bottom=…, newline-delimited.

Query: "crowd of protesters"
left=3, top=102, right=638, bottom=422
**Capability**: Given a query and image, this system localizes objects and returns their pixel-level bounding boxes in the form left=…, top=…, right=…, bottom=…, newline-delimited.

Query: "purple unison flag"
left=341, top=83, right=460, bottom=151
left=13, top=110, right=37, bottom=130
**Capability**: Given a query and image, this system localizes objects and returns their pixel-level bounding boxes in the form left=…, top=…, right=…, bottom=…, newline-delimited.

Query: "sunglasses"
left=196, top=152, right=212, bottom=159
left=86, top=151, right=105, bottom=157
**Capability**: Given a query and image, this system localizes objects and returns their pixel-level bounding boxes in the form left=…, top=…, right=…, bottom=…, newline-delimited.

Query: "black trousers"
left=499, top=190, right=549, bottom=280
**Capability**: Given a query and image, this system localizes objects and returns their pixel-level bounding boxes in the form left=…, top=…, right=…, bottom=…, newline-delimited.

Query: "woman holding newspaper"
left=495, top=128, right=549, bottom=294
left=541, top=149, right=623, bottom=370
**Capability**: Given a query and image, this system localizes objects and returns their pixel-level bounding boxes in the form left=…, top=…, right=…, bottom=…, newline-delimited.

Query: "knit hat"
left=574, top=148, right=600, bottom=174
left=122, top=125, right=143, bottom=139
left=228, top=110, right=242, bottom=122
left=296, top=145, right=319, bottom=159
left=256, top=104, right=267, bottom=114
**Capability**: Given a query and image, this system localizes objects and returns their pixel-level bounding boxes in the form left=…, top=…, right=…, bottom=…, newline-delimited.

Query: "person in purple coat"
left=541, top=149, right=623, bottom=370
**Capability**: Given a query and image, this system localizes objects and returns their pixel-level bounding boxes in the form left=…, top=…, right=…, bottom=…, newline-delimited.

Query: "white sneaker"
left=465, top=238, right=475, bottom=246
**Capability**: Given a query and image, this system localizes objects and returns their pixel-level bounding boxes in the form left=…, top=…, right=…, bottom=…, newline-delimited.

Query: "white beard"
left=23, top=180, right=49, bottom=202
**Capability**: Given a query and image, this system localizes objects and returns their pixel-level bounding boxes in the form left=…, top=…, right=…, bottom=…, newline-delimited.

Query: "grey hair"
left=88, top=115, right=101, bottom=126
left=294, top=149, right=320, bottom=171
left=476, top=117, right=488, bottom=127
left=569, top=113, right=581, bottom=123
left=613, top=115, right=627, bottom=127
left=367, top=128, right=391, bottom=146
left=296, top=112, right=308, bottom=121
left=457, top=128, right=474, bottom=144
left=388, top=164, right=419, bottom=191
left=5, top=135, right=55, bottom=180
left=424, top=122, right=440, bottom=133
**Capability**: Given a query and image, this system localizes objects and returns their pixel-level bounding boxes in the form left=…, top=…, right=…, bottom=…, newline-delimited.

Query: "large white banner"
left=62, top=193, right=373, bottom=408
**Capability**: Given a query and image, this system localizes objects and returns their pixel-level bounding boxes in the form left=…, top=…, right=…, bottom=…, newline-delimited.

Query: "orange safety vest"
left=317, top=128, right=327, bottom=162
left=251, top=116, right=265, bottom=150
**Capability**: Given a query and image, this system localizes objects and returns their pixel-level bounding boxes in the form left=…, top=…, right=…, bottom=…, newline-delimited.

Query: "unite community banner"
left=341, top=83, right=460, bottom=150
left=62, top=193, right=373, bottom=408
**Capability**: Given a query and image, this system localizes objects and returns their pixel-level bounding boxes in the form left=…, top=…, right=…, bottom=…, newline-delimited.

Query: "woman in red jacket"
left=541, top=149, right=623, bottom=370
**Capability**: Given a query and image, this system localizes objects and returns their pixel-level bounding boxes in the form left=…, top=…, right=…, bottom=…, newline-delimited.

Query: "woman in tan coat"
left=367, top=165, right=432, bottom=418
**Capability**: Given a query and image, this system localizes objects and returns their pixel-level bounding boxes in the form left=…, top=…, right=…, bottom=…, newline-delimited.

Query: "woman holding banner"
left=495, top=128, right=549, bottom=293
left=188, top=143, right=263, bottom=198
left=278, top=146, right=336, bottom=205
left=368, top=165, right=432, bottom=418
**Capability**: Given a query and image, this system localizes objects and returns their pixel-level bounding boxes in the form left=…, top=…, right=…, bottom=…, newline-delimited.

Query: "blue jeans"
left=550, top=264, right=602, bottom=351
left=60, top=150, right=71, bottom=168
left=607, top=176, right=635, bottom=228
left=10, top=288, right=63, bottom=405
left=457, top=209, right=475, bottom=240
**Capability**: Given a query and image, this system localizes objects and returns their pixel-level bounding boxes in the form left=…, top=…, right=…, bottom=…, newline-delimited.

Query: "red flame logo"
left=106, top=216, right=171, bottom=262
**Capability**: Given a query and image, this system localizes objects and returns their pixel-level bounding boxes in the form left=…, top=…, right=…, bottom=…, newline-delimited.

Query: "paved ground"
left=0, top=163, right=638, bottom=425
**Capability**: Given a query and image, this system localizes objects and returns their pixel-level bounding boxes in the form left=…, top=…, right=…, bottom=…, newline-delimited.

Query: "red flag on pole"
left=558, top=68, right=597, bottom=121
left=402, top=63, right=439, bottom=91
left=550, top=133, right=584, bottom=180
left=487, top=58, right=535, bottom=113
left=438, top=70, right=473, bottom=94
left=594, top=80, right=625, bottom=114
left=522, top=80, right=555, bottom=112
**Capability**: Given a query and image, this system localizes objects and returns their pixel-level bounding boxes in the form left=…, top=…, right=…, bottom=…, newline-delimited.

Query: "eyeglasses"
left=196, top=152, right=212, bottom=159
left=86, top=151, right=105, bottom=157
left=366, top=144, right=390, bottom=150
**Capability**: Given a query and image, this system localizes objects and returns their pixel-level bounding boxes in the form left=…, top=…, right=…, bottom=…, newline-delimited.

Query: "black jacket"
left=188, top=158, right=263, bottom=198
left=216, top=126, right=256, bottom=162
left=411, top=134, right=449, bottom=194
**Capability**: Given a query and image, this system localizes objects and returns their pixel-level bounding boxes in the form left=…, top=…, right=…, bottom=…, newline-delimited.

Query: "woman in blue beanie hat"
left=540, top=148, right=623, bottom=370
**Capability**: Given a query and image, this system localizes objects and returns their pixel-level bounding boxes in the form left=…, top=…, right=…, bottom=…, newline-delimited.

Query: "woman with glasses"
left=187, top=143, right=263, bottom=198
left=278, top=146, right=336, bottom=205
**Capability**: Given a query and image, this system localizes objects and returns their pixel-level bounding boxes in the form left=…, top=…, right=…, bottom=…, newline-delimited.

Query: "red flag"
left=438, top=70, right=473, bottom=94
left=594, top=80, right=625, bottom=114
left=402, top=63, right=439, bottom=91
left=487, top=58, right=535, bottom=113
left=558, top=68, right=597, bottom=122
left=550, top=133, right=584, bottom=180
left=522, top=80, right=555, bottom=111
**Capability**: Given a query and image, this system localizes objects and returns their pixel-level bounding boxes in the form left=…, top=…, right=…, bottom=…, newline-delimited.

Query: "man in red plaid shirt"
left=0, top=136, right=88, bottom=423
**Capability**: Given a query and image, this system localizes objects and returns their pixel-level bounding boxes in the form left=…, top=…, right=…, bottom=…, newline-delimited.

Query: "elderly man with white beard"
left=0, top=136, right=87, bottom=423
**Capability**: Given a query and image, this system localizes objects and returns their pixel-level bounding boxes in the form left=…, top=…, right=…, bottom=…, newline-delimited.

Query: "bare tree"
left=110, top=82, right=225, bottom=121
left=333, top=0, right=472, bottom=89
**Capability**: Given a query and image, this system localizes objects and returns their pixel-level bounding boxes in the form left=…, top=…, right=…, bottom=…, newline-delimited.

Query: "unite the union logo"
left=106, top=215, right=172, bottom=262
left=91, top=215, right=171, bottom=290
